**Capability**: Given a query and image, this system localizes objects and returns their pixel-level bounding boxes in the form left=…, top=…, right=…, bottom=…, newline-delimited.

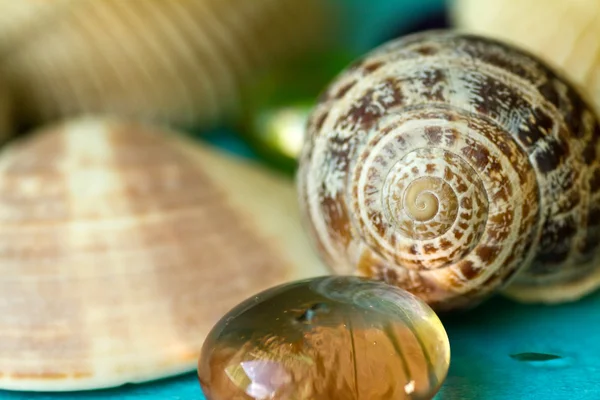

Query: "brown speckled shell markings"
left=298, top=31, right=600, bottom=310
left=452, top=0, right=600, bottom=116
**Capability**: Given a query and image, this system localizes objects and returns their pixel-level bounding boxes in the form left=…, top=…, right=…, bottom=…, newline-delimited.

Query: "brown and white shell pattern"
left=0, top=118, right=328, bottom=391
left=452, top=0, right=600, bottom=115
left=0, top=0, right=330, bottom=128
left=298, top=31, right=600, bottom=310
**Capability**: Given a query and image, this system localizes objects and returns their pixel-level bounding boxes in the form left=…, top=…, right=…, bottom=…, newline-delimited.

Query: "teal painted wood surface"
left=1, top=132, right=599, bottom=399
left=1, top=292, right=599, bottom=399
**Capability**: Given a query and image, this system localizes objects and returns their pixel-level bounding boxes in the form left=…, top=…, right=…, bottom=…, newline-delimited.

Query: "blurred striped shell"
left=0, top=76, right=10, bottom=140
left=0, top=0, right=330, bottom=129
left=0, top=118, right=328, bottom=391
left=298, top=31, right=600, bottom=311
left=452, top=0, right=600, bottom=115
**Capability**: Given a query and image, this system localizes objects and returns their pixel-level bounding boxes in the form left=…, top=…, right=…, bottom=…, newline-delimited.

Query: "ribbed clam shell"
left=0, top=1, right=70, bottom=50
left=452, top=0, right=600, bottom=114
left=0, top=76, right=10, bottom=140
left=0, top=0, right=329, bottom=128
left=0, top=118, right=328, bottom=391
left=298, top=31, right=600, bottom=310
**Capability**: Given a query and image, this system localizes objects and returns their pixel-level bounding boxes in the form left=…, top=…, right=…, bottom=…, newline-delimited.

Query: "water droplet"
left=509, top=352, right=571, bottom=368
left=510, top=352, right=562, bottom=362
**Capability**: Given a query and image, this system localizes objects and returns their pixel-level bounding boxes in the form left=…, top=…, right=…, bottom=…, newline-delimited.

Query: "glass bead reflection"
left=198, top=276, right=450, bottom=400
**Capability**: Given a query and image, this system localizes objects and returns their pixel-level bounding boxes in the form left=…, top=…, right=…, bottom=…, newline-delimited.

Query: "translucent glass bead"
left=198, top=276, right=450, bottom=399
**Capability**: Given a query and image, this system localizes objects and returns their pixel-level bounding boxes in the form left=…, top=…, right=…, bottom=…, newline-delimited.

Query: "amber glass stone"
left=198, top=276, right=450, bottom=399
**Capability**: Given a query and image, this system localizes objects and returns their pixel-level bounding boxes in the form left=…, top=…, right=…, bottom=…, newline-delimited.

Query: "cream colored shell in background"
left=451, top=0, right=600, bottom=114
left=0, top=76, right=11, bottom=140
left=0, top=0, right=331, bottom=130
left=0, top=118, right=328, bottom=391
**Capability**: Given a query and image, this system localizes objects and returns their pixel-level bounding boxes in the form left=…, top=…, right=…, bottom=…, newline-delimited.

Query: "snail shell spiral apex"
left=298, top=31, right=600, bottom=310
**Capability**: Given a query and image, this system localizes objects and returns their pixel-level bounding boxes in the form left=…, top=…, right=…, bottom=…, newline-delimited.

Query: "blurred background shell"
left=0, top=75, right=11, bottom=141
left=0, top=118, right=328, bottom=391
left=452, top=0, right=600, bottom=114
left=0, top=0, right=333, bottom=132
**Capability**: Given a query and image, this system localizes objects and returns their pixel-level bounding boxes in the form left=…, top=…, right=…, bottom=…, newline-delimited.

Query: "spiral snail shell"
left=298, top=31, right=600, bottom=310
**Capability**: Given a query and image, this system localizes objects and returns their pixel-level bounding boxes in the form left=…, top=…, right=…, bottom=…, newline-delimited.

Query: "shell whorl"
left=298, top=31, right=600, bottom=309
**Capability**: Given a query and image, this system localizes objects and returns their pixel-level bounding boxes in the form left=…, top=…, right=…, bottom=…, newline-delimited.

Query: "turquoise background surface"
left=3, top=0, right=600, bottom=399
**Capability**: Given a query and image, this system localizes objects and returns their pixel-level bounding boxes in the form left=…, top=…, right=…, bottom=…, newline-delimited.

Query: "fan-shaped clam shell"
left=0, top=118, right=328, bottom=391
left=452, top=0, right=600, bottom=114
left=0, top=0, right=330, bottom=128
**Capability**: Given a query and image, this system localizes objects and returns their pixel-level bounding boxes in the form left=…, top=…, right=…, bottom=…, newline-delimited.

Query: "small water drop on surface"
left=509, top=352, right=571, bottom=368
left=510, top=352, right=562, bottom=362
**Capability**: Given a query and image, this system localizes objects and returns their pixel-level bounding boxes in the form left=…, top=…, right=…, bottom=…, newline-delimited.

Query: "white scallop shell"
left=0, top=118, right=328, bottom=391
